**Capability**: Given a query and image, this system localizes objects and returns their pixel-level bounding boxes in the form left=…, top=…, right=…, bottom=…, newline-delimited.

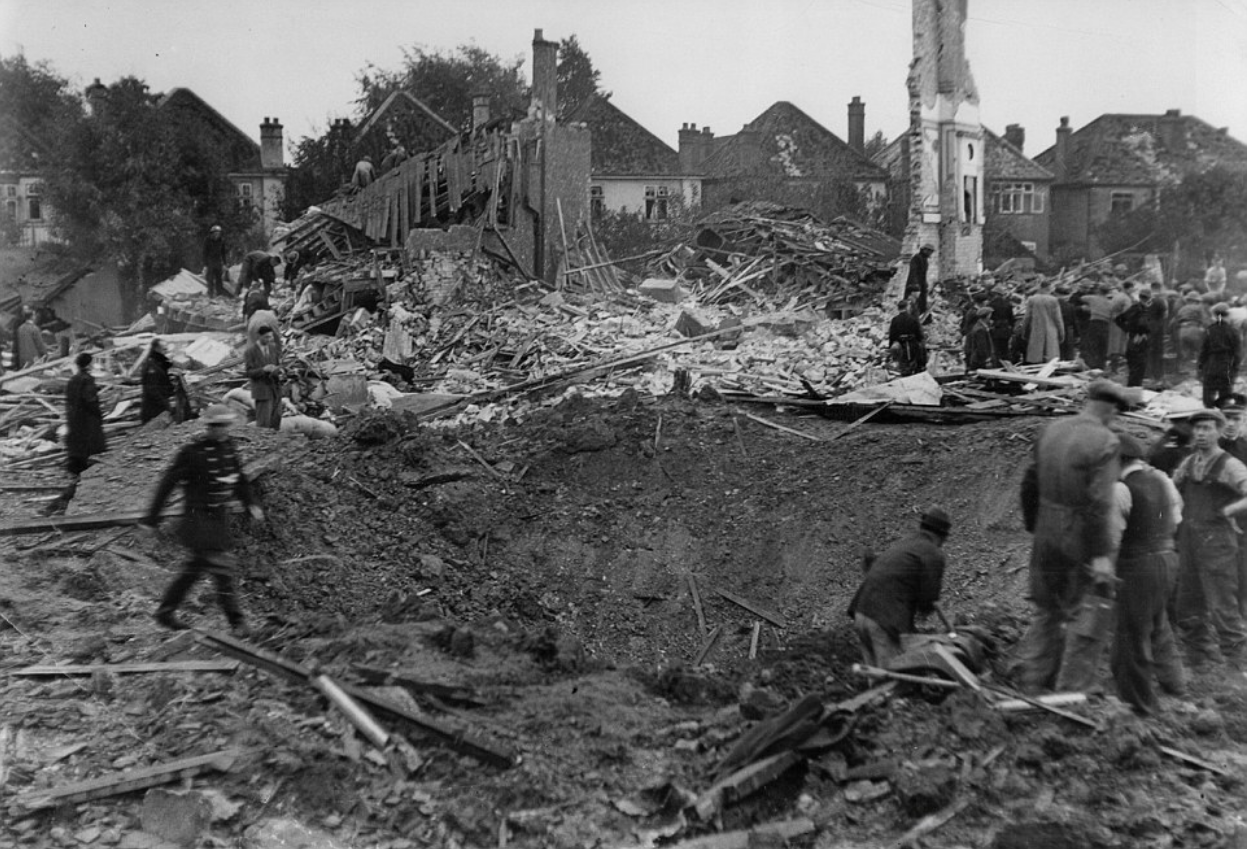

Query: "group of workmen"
left=851, top=379, right=1247, bottom=716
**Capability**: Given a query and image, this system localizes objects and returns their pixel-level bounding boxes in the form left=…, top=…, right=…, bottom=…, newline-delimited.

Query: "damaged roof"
left=1034, top=112, right=1247, bottom=186
left=984, top=128, right=1054, bottom=182
left=565, top=95, right=683, bottom=177
left=702, top=101, right=888, bottom=182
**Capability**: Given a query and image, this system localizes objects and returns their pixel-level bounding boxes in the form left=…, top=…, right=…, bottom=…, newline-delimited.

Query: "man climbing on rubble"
left=140, top=404, right=263, bottom=633
left=237, top=250, right=281, bottom=299
left=1198, top=302, right=1240, bottom=409
left=244, top=324, right=283, bottom=430
left=1010, top=379, right=1132, bottom=694
left=904, top=244, right=935, bottom=316
left=1172, top=408, right=1247, bottom=669
left=1109, top=434, right=1187, bottom=714
left=202, top=224, right=228, bottom=298
left=888, top=299, right=926, bottom=376
left=848, top=508, right=951, bottom=668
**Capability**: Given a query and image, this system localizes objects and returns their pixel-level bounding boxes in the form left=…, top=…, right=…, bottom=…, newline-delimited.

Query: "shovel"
left=933, top=604, right=956, bottom=639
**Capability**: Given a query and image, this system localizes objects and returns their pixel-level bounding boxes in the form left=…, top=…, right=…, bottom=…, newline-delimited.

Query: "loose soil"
left=2, top=394, right=1246, bottom=848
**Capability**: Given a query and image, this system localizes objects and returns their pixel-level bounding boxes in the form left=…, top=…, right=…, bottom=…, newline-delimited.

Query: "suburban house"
left=0, top=170, right=53, bottom=247
left=1033, top=109, right=1247, bottom=260
left=564, top=94, right=700, bottom=220
left=874, top=123, right=1054, bottom=264
left=152, top=87, right=290, bottom=234
left=688, top=100, right=889, bottom=225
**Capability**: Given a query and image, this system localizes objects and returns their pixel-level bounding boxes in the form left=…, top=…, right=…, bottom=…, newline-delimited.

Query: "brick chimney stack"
left=260, top=117, right=284, bottom=168
left=848, top=96, right=865, bottom=153
left=472, top=92, right=491, bottom=133
left=1158, top=108, right=1185, bottom=152
left=679, top=123, right=713, bottom=174
left=1054, top=116, right=1071, bottom=181
left=530, top=28, right=558, bottom=121
left=1004, top=123, right=1025, bottom=153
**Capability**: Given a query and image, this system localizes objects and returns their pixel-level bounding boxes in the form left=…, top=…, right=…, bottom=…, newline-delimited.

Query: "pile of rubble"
left=650, top=201, right=899, bottom=311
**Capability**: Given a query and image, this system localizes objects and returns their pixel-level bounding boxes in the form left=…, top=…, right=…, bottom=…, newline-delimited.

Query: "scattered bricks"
left=675, top=311, right=712, bottom=338
left=894, top=763, right=958, bottom=818
left=638, top=278, right=683, bottom=303
left=140, top=788, right=212, bottom=847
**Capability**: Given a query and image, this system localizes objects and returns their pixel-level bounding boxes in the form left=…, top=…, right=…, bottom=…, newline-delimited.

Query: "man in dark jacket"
left=202, top=225, right=228, bottom=298
left=1199, top=302, right=1240, bottom=408
left=45, top=352, right=107, bottom=514
left=244, top=325, right=283, bottom=429
left=888, top=299, right=926, bottom=376
left=237, top=251, right=280, bottom=298
left=850, top=508, right=951, bottom=667
left=965, top=306, right=998, bottom=371
left=140, top=404, right=263, bottom=632
left=1144, top=282, right=1169, bottom=384
left=1115, top=292, right=1151, bottom=387
left=905, top=244, right=935, bottom=316
left=140, top=338, right=174, bottom=424
left=1010, top=379, right=1130, bottom=693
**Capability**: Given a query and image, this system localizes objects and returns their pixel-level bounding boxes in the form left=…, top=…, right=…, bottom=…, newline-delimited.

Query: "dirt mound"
left=4, top=396, right=1247, bottom=847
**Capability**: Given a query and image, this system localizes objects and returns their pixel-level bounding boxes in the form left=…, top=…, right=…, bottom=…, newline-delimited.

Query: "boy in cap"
left=140, top=404, right=264, bottom=633
left=848, top=508, right=951, bottom=668
left=1109, top=433, right=1187, bottom=713
left=1199, top=302, right=1240, bottom=408
left=1172, top=407, right=1247, bottom=669
left=1010, top=379, right=1133, bottom=693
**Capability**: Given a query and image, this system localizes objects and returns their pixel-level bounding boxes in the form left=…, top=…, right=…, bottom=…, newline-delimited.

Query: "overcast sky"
left=3, top=0, right=1246, bottom=161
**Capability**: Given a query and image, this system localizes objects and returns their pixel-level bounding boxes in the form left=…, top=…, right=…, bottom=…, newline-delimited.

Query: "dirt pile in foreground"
left=2, top=396, right=1246, bottom=848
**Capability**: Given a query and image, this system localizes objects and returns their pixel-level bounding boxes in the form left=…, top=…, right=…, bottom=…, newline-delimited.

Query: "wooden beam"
left=1158, top=745, right=1232, bottom=777
left=714, top=588, right=787, bottom=629
left=741, top=412, right=822, bottom=442
left=687, top=574, right=708, bottom=636
left=15, top=749, right=242, bottom=810
left=693, top=625, right=723, bottom=666
left=693, top=751, right=802, bottom=820
left=12, top=661, right=239, bottom=677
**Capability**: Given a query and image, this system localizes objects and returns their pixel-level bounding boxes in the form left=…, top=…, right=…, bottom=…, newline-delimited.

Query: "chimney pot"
left=1165, top=108, right=1181, bottom=117
left=1004, top=123, right=1025, bottom=153
left=703, top=126, right=712, bottom=135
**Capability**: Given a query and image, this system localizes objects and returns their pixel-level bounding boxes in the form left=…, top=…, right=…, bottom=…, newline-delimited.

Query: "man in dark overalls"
left=1173, top=407, right=1247, bottom=669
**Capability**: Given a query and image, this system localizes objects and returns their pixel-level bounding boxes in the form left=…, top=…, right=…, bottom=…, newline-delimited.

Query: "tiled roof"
left=1034, top=112, right=1247, bottom=186
left=702, top=101, right=888, bottom=181
left=984, top=128, right=1054, bottom=182
left=156, top=88, right=262, bottom=172
left=564, top=95, right=682, bottom=177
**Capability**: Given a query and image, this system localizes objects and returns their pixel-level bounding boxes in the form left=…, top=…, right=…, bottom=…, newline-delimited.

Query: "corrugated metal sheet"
left=151, top=268, right=208, bottom=299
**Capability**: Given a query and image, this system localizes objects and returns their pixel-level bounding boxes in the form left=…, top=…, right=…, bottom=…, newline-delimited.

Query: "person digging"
left=139, top=404, right=264, bottom=634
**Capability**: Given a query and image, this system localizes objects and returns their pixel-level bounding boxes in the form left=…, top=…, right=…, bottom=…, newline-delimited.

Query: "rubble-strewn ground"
left=3, top=396, right=1247, bottom=848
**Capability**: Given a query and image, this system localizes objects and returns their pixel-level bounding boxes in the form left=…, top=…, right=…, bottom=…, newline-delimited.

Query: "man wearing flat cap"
left=1108, top=433, right=1187, bottom=713
left=848, top=508, right=951, bottom=668
left=141, top=404, right=264, bottom=633
left=1198, top=302, right=1240, bottom=408
left=1172, top=408, right=1247, bottom=669
left=1011, top=379, right=1132, bottom=693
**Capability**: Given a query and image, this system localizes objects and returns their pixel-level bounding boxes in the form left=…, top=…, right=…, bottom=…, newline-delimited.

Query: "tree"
left=355, top=44, right=528, bottom=131
left=1095, top=166, right=1247, bottom=276
left=557, top=35, right=608, bottom=119
left=43, top=76, right=254, bottom=315
left=0, top=54, right=83, bottom=172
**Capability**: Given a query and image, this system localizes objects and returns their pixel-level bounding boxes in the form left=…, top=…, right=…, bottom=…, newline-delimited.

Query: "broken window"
left=590, top=185, right=604, bottom=219
left=963, top=176, right=977, bottom=222
left=645, top=185, right=669, bottom=221
left=236, top=182, right=254, bottom=211
left=1110, top=191, right=1135, bottom=214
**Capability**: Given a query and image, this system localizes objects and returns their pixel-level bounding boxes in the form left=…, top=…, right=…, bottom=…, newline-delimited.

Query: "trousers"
left=156, top=554, right=243, bottom=627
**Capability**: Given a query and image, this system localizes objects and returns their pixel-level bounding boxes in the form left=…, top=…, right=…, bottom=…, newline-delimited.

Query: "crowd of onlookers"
left=955, top=261, right=1246, bottom=395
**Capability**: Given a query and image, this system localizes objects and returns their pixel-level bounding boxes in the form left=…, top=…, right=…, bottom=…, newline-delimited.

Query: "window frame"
left=644, top=184, right=670, bottom=221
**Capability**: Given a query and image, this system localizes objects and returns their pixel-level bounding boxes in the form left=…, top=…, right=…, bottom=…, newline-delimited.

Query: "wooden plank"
left=11, top=661, right=239, bottom=677
left=993, top=692, right=1087, bottom=711
left=714, top=588, right=787, bottom=629
left=693, top=751, right=802, bottom=820
left=852, top=663, right=960, bottom=689
left=972, top=369, right=1079, bottom=388
left=982, top=683, right=1101, bottom=730
left=885, top=797, right=971, bottom=849
left=748, top=621, right=761, bottom=659
left=825, top=681, right=897, bottom=714
left=741, top=412, right=822, bottom=442
left=930, top=643, right=981, bottom=691
left=687, top=574, right=708, bottom=636
left=693, top=625, right=722, bottom=665
left=1158, top=745, right=1232, bottom=777
left=828, top=401, right=893, bottom=442
left=15, top=749, right=242, bottom=810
